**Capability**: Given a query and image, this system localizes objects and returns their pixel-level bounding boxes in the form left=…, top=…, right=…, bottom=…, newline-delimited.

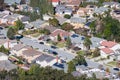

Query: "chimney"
left=56, top=56, right=59, bottom=63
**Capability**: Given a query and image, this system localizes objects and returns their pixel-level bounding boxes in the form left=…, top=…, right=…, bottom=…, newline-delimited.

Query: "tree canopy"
left=49, top=18, right=59, bottom=27
left=7, top=27, right=16, bottom=40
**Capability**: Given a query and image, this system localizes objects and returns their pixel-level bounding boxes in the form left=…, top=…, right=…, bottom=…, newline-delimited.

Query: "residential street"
left=20, top=37, right=75, bottom=62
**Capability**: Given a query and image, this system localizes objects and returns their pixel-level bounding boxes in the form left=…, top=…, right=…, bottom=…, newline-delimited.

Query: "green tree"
left=7, top=27, right=16, bottom=40
left=57, top=34, right=62, bottom=41
left=0, top=45, right=9, bottom=54
left=92, top=48, right=100, bottom=57
left=84, top=37, right=92, bottom=50
left=66, top=37, right=72, bottom=47
left=49, top=18, right=59, bottom=27
left=64, top=14, right=71, bottom=19
left=61, top=22, right=74, bottom=31
left=73, top=54, right=87, bottom=66
left=90, top=21, right=96, bottom=34
left=68, top=61, right=76, bottom=73
left=15, top=19, right=25, bottom=30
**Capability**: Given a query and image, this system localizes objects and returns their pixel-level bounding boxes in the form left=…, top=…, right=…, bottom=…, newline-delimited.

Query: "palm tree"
left=83, top=37, right=92, bottom=50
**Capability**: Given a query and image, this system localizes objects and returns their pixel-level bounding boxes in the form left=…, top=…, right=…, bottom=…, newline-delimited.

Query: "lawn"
left=31, top=33, right=41, bottom=37
left=107, top=61, right=117, bottom=67
left=56, top=42, right=66, bottom=48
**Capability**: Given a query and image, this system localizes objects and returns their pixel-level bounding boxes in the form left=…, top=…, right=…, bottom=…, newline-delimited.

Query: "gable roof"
left=4, top=0, right=21, bottom=5
left=30, top=19, right=45, bottom=28
left=43, top=25, right=58, bottom=33
left=22, top=49, right=42, bottom=57
left=12, top=44, right=26, bottom=51
left=101, top=48, right=114, bottom=54
left=50, top=29, right=70, bottom=37
left=36, top=54, right=55, bottom=63
left=100, top=41, right=117, bottom=48
left=65, top=0, right=82, bottom=6
left=70, top=17, right=86, bottom=23
left=0, top=60, right=17, bottom=71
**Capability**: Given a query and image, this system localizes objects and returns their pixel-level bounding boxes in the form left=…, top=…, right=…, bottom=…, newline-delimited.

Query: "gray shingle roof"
left=0, top=60, right=17, bottom=71
left=4, top=0, right=21, bottom=5
left=12, top=44, right=25, bottom=51
left=90, top=37, right=104, bottom=49
left=94, top=7, right=109, bottom=14
left=70, top=34, right=85, bottom=44
left=30, top=19, right=45, bottom=28
left=0, top=52, right=7, bottom=56
left=76, top=65, right=89, bottom=71
left=36, top=54, right=55, bottom=62
left=103, top=2, right=120, bottom=6
left=70, top=17, right=86, bottom=23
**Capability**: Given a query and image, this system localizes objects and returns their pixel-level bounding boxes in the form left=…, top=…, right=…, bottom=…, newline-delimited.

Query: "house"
left=55, top=5, right=73, bottom=16
left=51, top=0, right=60, bottom=7
left=3, top=40, right=18, bottom=49
left=76, top=8, right=89, bottom=17
left=43, top=25, right=58, bottom=33
left=29, top=19, right=45, bottom=29
left=0, top=12, right=9, bottom=24
left=11, top=44, right=29, bottom=56
left=103, top=2, right=120, bottom=8
left=90, top=37, right=105, bottom=49
left=50, top=29, right=70, bottom=41
left=0, top=60, right=17, bottom=71
left=65, top=0, right=82, bottom=7
left=0, top=52, right=17, bottom=71
left=0, top=13, right=29, bottom=25
left=0, top=52, right=8, bottom=61
left=75, top=60, right=106, bottom=79
left=70, top=34, right=85, bottom=50
left=4, top=0, right=21, bottom=5
left=69, top=17, right=86, bottom=29
left=111, top=10, right=120, bottom=18
left=17, top=4, right=32, bottom=12
left=55, top=16, right=68, bottom=25
left=94, top=7, right=109, bottom=15
left=35, top=54, right=56, bottom=67
left=21, top=49, right=42, bottom=63
left=99, top=41, right=120, bottom=58
left=85, top=0, right=98, bottom=3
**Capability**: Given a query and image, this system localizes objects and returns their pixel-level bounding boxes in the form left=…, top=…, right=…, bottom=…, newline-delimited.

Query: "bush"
left=64, top=14, right=71, bottom=19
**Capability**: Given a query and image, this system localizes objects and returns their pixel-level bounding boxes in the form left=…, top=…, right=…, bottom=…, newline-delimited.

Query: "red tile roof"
left=52, top=0, right=59, bottom=2
left=100, top=41, right=117, bottom=48
left=50, top=29, right=70, bottom=37
left=101, top=48, right=114, bottom=54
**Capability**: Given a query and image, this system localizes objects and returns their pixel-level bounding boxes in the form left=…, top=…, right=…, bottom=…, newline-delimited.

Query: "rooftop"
left=22, top=49, right=42, bottom=57
left=0, top=60, right=17, bottom=71
left=100, top=41, right=117, bottom=48
left=30, top=19, right=45, bottom=28
left=50, top=29, right=70, bottom=37
left=12, top=44, right=26, bottom=51
left=70, top=17, right=86, bottom=23
left=36, top=54, right=55, bottom=63
left=101, top=48, right=114, bottom=54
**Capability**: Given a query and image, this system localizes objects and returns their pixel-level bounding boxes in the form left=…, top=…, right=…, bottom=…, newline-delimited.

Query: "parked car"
left=39, top=42, right=44, bottom=44
left=0, top=27, right=3, bottom=30
left=51, top=45, right=58, bottom=49
left=52, top=51, right=58, bottom=55
left=113, top=68, right=119, bottom=71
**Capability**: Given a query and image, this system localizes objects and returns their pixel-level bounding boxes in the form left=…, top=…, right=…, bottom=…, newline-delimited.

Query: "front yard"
left=106, top=61, right=117, bottom=67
